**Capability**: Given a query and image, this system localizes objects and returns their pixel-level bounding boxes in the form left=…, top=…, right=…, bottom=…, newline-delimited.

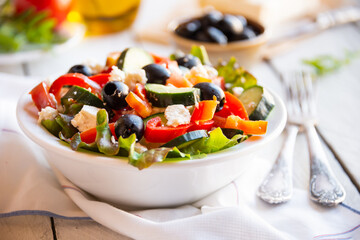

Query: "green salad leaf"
left=190, top=45, right=211, bottom=65
left=216, top=57, right=257, bottom=91
left=61, top=109, right=189, bottom=170
left=55, top=114, right=78, bottom=139
left=0, top=1, right=64, bottom=53
left=302, top=50, right=360, bottom=76
left=181, top=128, right=242, bottom=155
left=41, top=119, right=62, bottom=137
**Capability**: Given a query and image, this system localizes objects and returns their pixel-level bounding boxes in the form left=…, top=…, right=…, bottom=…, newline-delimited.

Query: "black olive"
left=102, top=81, right=129, bottom=110
left=229, top=27, right=256, bottom=41
left=175, top=20, right=202, bottom=38
left=194, top=82, right=225, bottom=112
left=115, top=114, right=144, bottom=141
left=236, top=15, right=247, bottom=27
left=217, top=14, right=244, bottom=37
left=176, top=54, right=201, bottom=69
left=143, top=64, right=171, bottom=85
left=68, top=64, right=92, bottom=76
left=194, top=31, right=213, bottom=42
left=201, top=10, right=223, bottom=27
left=205, top=26, right=228, bottom=44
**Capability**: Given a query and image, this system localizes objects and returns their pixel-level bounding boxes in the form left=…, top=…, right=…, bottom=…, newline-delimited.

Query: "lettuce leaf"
left=181, top=128, right=242, bottom=155
left=216, top=57, right=257, bottom=91
left=55, top=114, right=78, bottom=139
left=63, top=110, right=244, bottom=169
left=96, top=109, right=119, bottom=155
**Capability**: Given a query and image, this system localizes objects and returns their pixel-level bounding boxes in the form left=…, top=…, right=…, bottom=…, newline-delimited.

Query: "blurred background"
left=0, top=0, right=358, bottom=77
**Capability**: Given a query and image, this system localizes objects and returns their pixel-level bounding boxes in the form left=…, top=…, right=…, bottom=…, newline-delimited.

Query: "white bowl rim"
left=16, top=88, right=286, bottom=171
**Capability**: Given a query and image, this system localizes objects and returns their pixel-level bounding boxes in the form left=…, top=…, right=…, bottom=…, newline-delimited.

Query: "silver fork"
left=258, top=71, right=346, bottom=206
left=300, top=72, right=346, bottom=206
left=257, top=73, right=301, bottom=204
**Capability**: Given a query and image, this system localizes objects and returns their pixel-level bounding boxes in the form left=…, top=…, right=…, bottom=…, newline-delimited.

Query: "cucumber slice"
left=221, top=128, right=248, bottom=143
left=238, top=86, right=275, bottom=120
left=143, top=113, right=167, bottom=128
left=117, top=47, right=154, bottom=72
left=161, top=130, right=208, bottom=149
left=61, top=86, right=104, bottom=109
left=145, top=84, right=200, bottom=107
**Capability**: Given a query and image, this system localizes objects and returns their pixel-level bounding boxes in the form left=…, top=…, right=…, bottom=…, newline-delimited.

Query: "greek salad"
left=29, top=46, right=275, bottom=169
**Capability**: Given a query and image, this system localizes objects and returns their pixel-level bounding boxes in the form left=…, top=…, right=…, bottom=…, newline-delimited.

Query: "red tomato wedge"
left=29, top=81, right=57, bottom=111
left=80, top=123, right=116, bottom=144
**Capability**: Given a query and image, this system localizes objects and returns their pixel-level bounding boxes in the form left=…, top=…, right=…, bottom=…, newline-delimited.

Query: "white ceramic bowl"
left=17, top=89, right=286, bottom=208
left=168, top=16, right=268, bottom=68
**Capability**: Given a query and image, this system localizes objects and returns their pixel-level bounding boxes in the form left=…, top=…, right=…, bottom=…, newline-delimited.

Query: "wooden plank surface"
left=269, top=24, right=360, bottom=190
left=54, top=219, right=131, bottom=240
left=252, top=62, right=360, bottom=209
left=0, top=216, right=53, bottom=240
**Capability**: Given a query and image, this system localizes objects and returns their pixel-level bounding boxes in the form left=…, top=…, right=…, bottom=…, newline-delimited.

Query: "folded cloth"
left=0, top=73, right=359, bottom=239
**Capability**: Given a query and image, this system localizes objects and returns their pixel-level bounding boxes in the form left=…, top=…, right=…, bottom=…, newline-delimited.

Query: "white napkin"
left=0, top=73, right=359, bottom=239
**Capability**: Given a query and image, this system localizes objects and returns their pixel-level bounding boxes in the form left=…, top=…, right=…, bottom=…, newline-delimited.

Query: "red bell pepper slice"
left=188, top=120, right=214, bottom=132
left=214, top=105, right=232, bottom=118
left=144, top=117, right=191, bottom=143
left=89, top=74, right=110, bottom=88
left=191, top=100, right=217, bottom=123
left=213, top=115, right=227, bottom=128
left=80, top=123, right=116, bottom=144
left=224, top=91, right=249, bottom=120
left=49, top=73, right=101, bottom=102
left=29, top=81, right=57, bottom=111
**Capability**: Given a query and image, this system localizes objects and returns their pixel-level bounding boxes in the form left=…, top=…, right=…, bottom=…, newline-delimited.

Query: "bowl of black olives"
left=168, top=10, right=267, bottom=67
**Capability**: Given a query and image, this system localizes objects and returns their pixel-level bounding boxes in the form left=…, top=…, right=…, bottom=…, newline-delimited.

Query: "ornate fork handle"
left=257, top=125, right=299, bottom=204
left=305, top=123, right=346, bottom=206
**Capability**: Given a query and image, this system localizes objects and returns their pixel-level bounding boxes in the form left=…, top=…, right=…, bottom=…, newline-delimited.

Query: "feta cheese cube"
left=124, top=69, right=148, bottom=91
left=165, top=105, right=191, bottom=127
left=189, top=65, right=218, bottom=79
left=83, top=58, right=104, bottom=74
left=71, top=105, right=100, bottom=132
left=109, top=66, right=126, bottom=82
left=38, top=107, right=58, bottom=123
left=232, top=87, right=244, bottom=97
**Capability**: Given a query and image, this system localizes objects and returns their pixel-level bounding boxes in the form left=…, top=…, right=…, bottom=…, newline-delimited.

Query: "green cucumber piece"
left=41, top=119, right=62, bottom=137
left=145, top=84, right=200, bottom=107
left=55, top=114, right=78, bottom=139
left=61, top=86, right=104, bottom=109
left=161, top=130, right=208, bottom=149
left=221, top=128, right=248, bottom=143
left=238, top=86, right=275, bottom=120
left=117, top=47, right=154, bottom=72
left=143, top=113, right=167, bottom=128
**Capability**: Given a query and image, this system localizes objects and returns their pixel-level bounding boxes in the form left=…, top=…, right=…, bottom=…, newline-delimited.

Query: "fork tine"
left=302, top=72, right=316, bottom=117
left=296, top=72, right=308, bottom=115
left=283, top=73, right=299, bottom=117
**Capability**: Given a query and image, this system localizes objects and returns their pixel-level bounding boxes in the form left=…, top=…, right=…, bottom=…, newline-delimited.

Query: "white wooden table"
left=1, top=0, right=359, bottom=239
